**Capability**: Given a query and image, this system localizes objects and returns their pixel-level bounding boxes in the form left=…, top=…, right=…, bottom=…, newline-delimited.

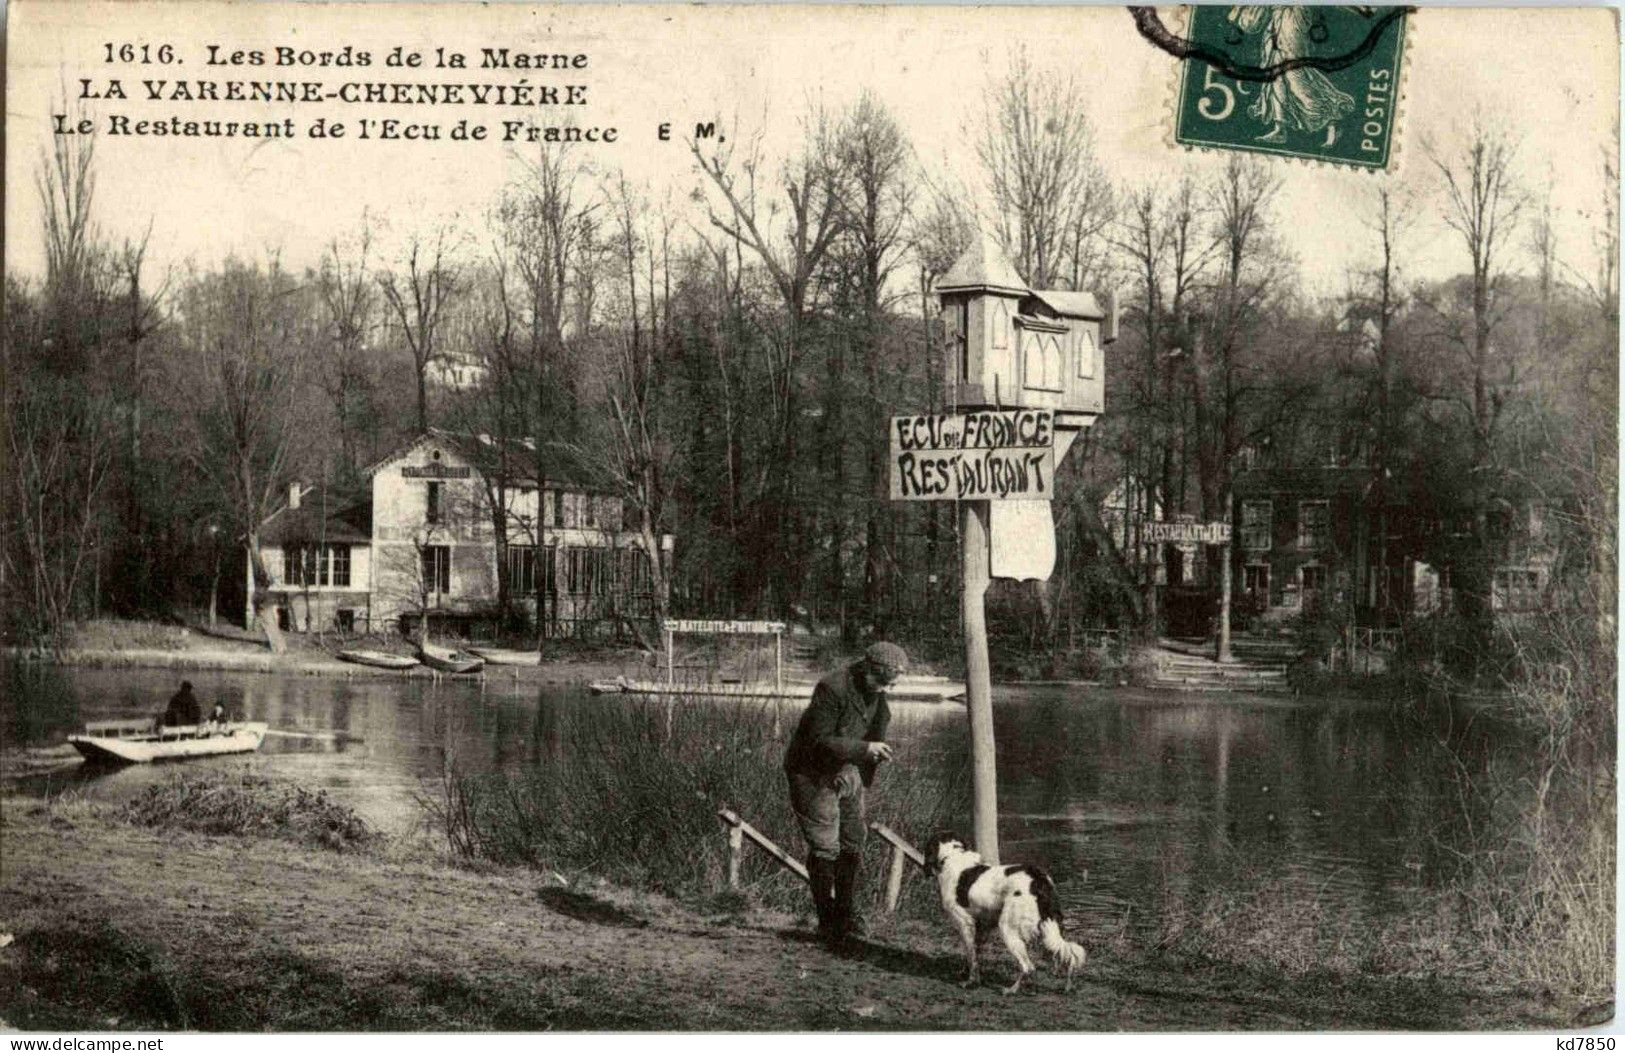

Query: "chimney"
left=288, top=482, right=302, bottom=511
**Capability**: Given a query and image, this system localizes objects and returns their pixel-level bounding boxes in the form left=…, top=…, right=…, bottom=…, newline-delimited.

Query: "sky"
left=5, top=2, right=1619, bottom=299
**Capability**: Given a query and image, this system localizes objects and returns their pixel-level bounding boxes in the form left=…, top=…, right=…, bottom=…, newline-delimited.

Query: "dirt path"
left=1, top=797, right=1574, bottom=1033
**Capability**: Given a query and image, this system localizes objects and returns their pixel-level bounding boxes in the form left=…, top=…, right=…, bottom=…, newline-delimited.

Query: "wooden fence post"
left=885, top=843, right=908, bottom=911
left=727, top=823, right=744, bottom=889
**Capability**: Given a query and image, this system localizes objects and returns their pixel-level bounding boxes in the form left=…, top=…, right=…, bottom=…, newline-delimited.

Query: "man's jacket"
left=783, top=661, right=891, bottom=786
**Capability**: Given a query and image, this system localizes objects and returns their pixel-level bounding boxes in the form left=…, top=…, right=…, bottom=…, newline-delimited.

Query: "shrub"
left=122, top=770, right=377, bottom=849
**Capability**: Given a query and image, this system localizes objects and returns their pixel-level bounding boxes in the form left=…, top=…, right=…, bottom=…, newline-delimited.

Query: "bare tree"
left=1424, top=119, right=1529, bottom=641
left=177, top=256, right=317, bottom=653
left=318, top=219, right=379, bottom=481
left=692, top=109, right=844, bottom=613
left=379, top=227, right=462, bottom=434
left=975, top=49, right=1113, bottom=289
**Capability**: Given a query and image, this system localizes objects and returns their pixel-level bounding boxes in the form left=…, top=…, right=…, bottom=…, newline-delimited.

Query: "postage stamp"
left=1171, top=5, right=1409, bottom=169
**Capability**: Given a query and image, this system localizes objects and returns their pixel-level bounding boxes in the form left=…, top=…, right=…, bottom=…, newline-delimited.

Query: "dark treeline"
left=3, top=73, right=1616, bottom=680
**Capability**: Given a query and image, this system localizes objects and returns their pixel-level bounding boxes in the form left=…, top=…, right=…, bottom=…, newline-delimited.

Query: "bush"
left=123, top=770, right=377, bottom=850
left=423, top=694, right=970, bottom=917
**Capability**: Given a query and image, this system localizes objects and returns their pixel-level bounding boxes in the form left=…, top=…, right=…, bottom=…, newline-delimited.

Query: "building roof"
left=937, top=235, right=1028, bottom=296
left=260, top=492, right=373, bottom=545
left=362, top=429, right=613, bottom=494
left=1030, top=289, right=1103, bottom=319
left=1234, top=466, right=1410, bottom=505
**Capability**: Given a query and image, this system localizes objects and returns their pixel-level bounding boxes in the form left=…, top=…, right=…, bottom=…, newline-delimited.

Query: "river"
left=2, top=662, right=1513, bottom=938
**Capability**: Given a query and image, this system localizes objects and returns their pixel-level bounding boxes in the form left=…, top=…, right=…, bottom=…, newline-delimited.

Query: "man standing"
left=783, top=641, right=909, bottom=950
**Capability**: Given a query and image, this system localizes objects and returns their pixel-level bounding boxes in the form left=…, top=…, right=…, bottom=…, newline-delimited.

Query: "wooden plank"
left=717, top=809, right=808, bottom=882
left=869, top=822, right=927, bottom=869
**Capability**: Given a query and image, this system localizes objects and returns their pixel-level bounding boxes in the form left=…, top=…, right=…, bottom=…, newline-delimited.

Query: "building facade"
left=251, top=432, right=673, bottom=638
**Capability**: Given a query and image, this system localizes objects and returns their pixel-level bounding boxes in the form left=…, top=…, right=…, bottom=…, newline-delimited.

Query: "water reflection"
left=3, top=662, right=1524, bottom=940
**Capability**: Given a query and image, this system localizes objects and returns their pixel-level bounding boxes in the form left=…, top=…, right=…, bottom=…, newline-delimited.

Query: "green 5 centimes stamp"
left=1173, top=6, right=1409, bottom=169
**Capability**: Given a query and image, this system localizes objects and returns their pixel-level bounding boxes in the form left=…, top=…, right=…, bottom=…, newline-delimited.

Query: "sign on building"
left=1145, top=521, right=1233, bottom=544
left=890, top=409, right=1056, bottom=501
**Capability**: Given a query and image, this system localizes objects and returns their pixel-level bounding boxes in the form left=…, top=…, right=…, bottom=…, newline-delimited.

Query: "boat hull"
left=465, top=647, right=540, bottom=667
left=68, top=723, right=269, bottom=764
left=417, top=648, right=486, bottom=674
left=338, top=650, right=419, bottom=670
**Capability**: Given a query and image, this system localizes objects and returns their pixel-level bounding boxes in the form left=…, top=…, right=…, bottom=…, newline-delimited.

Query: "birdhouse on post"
left=938, top=236, right=1117, bottom=454
left=927, top=235, right=1118, bottom=867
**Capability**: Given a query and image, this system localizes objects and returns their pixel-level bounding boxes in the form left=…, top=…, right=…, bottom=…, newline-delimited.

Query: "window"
left=1301, top=564, right=1326, bottom=594
left=583, top=495, right=597, bottom=529
left=565, top=546, right=613, bottom=595
left=552, top=491, right=566, bottom=528
left=1241, top=500, right=1272, bottom=552
left=283, top=544, right=349, bottom=587
left=1298, top=501, right=1330, bottom=550
left=507, top=545, right=537, bottom=596
left=426, top=482, right=443, bottom=525
left=1244, top=564, right=1270, bottom=597
left=421, top=545, right=450, bottom=594
left=1495, top=567, right=1542, bottom=610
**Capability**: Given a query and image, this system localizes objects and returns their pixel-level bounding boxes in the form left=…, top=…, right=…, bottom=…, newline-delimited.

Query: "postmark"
left=1157, top=6, right=1410, bottom=169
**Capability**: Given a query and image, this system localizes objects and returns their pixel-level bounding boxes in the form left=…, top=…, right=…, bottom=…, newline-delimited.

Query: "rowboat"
left=337, top=649, right=419, bottom=670
left=417, top=644, right=486, bottom=675
left=68, top=719, right=269, bottom=764
left=465, top=646, right=540, bottom=667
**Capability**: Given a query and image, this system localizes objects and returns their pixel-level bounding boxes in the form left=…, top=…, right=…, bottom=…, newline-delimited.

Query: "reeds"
left=425, top=693, right=970, bottom=915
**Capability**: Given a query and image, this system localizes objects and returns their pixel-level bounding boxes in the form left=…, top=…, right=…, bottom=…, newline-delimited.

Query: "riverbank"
left=0, top=789, right=1599, bottom=1032
left=1, top=619, right=675, bottom=686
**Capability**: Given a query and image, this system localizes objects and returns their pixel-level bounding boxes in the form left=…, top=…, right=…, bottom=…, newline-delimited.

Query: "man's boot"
left=806, top=855, right=839, bottom=944
left=833, top=850, right=867, bottom=944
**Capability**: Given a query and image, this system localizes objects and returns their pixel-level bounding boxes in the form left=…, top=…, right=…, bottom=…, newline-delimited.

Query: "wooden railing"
left=715, top=809, right=930, bottom=912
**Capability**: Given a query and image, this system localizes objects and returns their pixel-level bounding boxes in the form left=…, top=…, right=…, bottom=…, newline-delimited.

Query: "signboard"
left=402, top=465, right=472, bottom=479
left=1144, top=521, right=1232, bottom=544
left=664, top=619, right=787, bottom=635
left=890, top=409, right=1056, bottom=501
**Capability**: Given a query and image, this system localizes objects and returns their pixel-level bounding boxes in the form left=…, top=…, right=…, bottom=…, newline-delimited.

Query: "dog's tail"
left=1030, top=869, right=1088, bottom=979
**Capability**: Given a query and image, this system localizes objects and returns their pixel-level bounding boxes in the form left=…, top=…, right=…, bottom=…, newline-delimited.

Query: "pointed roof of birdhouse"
left=937, top=234, right=1028, bottom=297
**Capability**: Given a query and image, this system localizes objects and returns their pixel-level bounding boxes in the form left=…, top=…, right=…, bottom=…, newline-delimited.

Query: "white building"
left=251, top=431, right=673, bottom=638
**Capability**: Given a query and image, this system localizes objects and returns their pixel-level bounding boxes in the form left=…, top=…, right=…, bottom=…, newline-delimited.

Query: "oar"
left=262, top=729, right=364, bottom=744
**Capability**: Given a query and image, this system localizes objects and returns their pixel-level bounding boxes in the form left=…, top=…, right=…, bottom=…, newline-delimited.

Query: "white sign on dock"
left=890, top=409, right=1056, bottom=501
left=664, top=619, right=787, bottom=634
left=1144, top=521, right=1232, bottom=544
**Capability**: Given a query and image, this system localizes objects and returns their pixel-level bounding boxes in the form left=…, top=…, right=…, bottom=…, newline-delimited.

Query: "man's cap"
left=181, top=680, right=194, bottom=691
left=863, top=642, right=910, bottom=676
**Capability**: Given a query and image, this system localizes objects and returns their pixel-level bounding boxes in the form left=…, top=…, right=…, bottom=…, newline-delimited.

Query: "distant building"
left=1230, top=465, right=1412, bottom=624
left=251, top=431, right=673, bottom=638
left=427, top=351, right=488, bottom=391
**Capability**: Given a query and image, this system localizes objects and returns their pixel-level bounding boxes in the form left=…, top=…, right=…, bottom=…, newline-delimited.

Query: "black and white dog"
left=930, top=834, right=1087, bottom=993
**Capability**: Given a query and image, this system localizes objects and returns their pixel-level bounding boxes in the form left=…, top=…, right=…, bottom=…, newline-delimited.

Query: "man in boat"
left=160, top=681, right=203, bottom=728
left=782, top=641, right=908, bottom=951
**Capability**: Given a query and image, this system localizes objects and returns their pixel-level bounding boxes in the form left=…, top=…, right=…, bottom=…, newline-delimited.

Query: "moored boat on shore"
left=337, top=649, right=419, bottom=670
left=417, top=644, right=486, bottom=675
left=68, top=719, right=269, bottom=764
left=465, top=646, right=541, bottom=667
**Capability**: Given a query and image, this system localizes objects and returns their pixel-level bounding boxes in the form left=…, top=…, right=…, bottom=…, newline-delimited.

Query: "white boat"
left=465, top=646, right=541, bottom=667
left=417, top=644, right=486, bottom=674
left=68, top=719, right=269, bottom=764
left=337, top=649, right=419, bottom=670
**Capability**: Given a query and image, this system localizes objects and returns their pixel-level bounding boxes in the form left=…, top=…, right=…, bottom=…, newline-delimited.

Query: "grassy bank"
left=0, top=785, right=1596, bottom=1032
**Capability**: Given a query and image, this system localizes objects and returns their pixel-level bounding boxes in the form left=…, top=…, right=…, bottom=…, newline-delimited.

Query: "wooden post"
left=727, top=822, right=744, bottom=889
left=717, top=809, right=809, bottom=883
left=869, top=822, right=928, bottom=913
left=665, top=627, right=673, bottom=685
left=1216, top=495, right=1234, bottom=664
left=885, top=844, right=908, bottom=911
left=960, top=499, right=999, bottom=864
left=773, top=628, right=783, bottom=737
